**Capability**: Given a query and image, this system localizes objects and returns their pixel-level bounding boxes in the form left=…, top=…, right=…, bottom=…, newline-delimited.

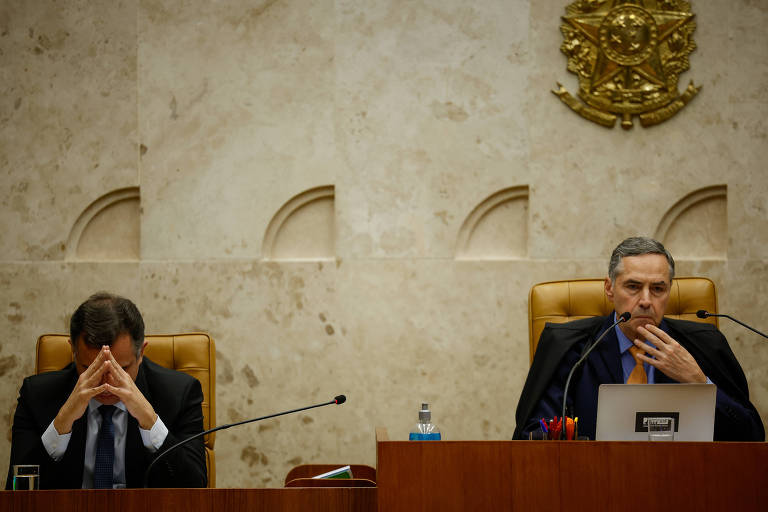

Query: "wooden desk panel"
left=377, top=441, right=560, bottom=511
left=0, top=487, right=377, bottom=512
left=559, top=442, right=768, bottom=512
left=377, top=440, right=768, bottom=512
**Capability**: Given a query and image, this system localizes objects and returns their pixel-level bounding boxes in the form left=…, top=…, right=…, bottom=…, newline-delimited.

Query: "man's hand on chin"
left=634, top=324, right=707, bottom=384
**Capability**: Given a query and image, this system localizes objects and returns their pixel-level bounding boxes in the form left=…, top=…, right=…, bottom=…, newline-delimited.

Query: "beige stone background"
left=1, top=0, right=766, bottom=488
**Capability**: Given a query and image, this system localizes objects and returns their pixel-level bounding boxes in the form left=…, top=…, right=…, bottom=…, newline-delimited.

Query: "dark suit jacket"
left=513, top=315, right=765, bottom=441
left=6, top=357, right=207, bottom=489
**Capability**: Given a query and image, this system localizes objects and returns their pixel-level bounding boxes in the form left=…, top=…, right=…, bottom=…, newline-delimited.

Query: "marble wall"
left=1, top=0, right=766, bottom=487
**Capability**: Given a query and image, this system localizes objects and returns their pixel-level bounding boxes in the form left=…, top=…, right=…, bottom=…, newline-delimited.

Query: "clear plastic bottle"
left=408, top=403, right=441, bottom=440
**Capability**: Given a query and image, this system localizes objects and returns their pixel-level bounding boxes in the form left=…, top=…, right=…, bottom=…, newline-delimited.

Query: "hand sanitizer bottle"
left=408, top=403, right=441, bottom=440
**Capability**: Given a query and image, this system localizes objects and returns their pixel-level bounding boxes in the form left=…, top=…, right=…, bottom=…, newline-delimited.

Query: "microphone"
left=696, top=310, right=768, bottom=340
left=560, top=312, right=630, bottom=439
left=143, top=395, right=346, bottom=488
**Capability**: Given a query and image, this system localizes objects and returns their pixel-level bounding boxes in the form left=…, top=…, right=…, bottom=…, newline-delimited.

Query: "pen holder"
left=535, top=416, right=579, bottom=440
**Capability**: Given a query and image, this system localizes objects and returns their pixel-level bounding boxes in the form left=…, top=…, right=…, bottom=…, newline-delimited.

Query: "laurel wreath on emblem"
left=553, top=0, right=700, bottom=129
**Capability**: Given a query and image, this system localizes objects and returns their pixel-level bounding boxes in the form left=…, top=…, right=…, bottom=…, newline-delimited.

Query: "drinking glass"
left=647, top=417, right=675, bottom=441
left=12, top=465, right=40, bottom=490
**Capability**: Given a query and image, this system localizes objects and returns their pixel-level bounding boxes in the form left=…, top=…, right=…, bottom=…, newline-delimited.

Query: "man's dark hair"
left=69, top=292, right=145, bottom=355
left=608, top=237, right=675, bottom=283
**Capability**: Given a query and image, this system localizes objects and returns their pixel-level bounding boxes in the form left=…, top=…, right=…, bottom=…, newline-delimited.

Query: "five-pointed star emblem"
left=563, top=0, right=694, bottom=92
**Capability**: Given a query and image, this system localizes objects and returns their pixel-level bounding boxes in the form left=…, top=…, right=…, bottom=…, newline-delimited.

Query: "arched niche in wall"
left=455, top=185, right=529, bottom=260
left=262, top=185, right=335, bottom=261
left=654, top=185, right=727, bottom=259
left=66, top=187, right=140, bottom=261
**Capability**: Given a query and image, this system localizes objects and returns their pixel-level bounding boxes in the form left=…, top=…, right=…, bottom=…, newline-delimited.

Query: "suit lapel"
left=125, top=416, right=145, bottom=487
left=126, top=360, right=151, bottom=488
left=56, top=366, right=87, bottom=488
left=66, top=415, right=88, bottom=488
left=588, top=315, right=623, bottom=384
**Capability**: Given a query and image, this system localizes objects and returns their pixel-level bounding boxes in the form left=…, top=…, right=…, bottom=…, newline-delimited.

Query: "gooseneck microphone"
left=560, top=312, right=630, bottom=439
left=696, top=310, right=768, bottom=340
left=143, top=394, right=346, bottom=488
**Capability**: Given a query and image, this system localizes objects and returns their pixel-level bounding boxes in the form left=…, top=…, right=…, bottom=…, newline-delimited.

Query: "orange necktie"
left=627, top=346, right=648, bottom=384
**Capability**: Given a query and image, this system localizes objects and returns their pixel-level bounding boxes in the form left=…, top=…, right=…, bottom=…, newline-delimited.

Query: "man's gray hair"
left=608, top=237, right=675, bottom=282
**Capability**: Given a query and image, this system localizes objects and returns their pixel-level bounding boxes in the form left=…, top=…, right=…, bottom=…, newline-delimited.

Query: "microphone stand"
left=560, top=313, right=630, bottom=440
left=143, top=395, right=346, bottom=488
left=697, top=310, right=768, bottom=339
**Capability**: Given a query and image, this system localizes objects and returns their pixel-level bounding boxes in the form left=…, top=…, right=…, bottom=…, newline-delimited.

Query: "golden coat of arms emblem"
left=553, top=0, right=700, bottom=129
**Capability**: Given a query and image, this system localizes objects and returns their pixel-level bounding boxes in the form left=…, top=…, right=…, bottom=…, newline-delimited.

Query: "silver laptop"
left=595, top=384, right=716, bottom=441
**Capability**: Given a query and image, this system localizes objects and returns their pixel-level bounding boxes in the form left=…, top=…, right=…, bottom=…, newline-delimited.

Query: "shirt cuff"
left=140, top=415, right=168, bottom=452
left=41, top=420, right=71, bottom=461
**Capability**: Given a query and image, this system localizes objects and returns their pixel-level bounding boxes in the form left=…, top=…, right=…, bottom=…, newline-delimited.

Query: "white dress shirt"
left=41, top=399, right=168, bottom=488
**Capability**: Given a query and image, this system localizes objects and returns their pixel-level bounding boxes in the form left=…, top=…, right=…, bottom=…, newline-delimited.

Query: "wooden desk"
left=376, top=437, right=768, bottom=512
left=4, top=441, right=765, bottom=511
left=559, top=441, right=767, bottom=511
left=0, top=487, right=377, bottom=512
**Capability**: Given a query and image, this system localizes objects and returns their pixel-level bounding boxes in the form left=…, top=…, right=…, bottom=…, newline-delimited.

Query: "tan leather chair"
left=35, top=333, right=217, bottom=487
left=528, top=278, right=719, bottom=364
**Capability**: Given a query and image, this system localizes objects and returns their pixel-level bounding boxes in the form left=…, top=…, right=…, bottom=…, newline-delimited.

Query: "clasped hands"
left=633, top=324, right=707, bottom=384
left=54, top=346, right=157, bottom=435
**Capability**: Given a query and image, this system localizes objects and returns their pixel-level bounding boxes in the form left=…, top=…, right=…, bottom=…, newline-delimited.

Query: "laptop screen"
left=595, top=384, right=716, bottom=441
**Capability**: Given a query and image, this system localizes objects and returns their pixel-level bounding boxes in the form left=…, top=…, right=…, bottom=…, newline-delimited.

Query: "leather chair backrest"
left=528, top=277, right=718, bottom=364
left=36, top=333, right=217, bottom=487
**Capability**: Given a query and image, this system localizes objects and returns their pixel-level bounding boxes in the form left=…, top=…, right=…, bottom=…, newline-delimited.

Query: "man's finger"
left=643, top=324, right=676, bottom=345
left=105, top=348, right=118, bottom=365
left=634, top=338, right=661, bottom=358
left=83, top=360, right=111, bottom=387
left=637, top=325, right=662, bottom=343
left=82, top=382, right=110, bottom=400
left=102, top=383, right=129, bottom=400
left=81, top=346, right=108, bottom=378
left=104, top=350, right=131, bottom=379
left=636, top=352, right=660, bottom=367
left=637, top=325, right=676, bottom=350
left=108, top=360, right=131, bottom=387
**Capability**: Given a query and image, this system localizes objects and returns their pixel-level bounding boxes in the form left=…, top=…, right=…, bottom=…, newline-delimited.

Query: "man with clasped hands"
left=6, top=292, right=207, bottom=489
left=514, top=237, right=764, bottom=441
